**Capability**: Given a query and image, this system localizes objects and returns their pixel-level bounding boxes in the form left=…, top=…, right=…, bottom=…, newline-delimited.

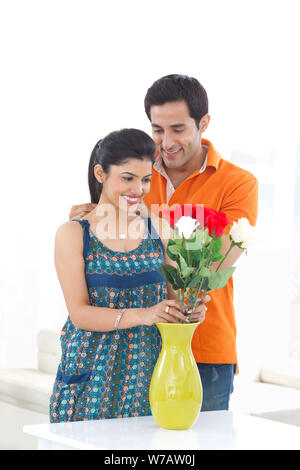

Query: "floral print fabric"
left=49, top=218, right=167, bottom=422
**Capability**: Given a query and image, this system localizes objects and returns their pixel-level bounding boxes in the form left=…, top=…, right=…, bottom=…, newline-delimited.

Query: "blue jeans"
left=197, top=363, right=235, bottom=411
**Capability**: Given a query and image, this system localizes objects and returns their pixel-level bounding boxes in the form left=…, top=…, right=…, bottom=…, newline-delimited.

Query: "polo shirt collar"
left=201, top=138, right=221, bottom=170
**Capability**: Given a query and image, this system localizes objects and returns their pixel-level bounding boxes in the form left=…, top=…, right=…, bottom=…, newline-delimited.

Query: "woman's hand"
left=69, top=203, right=96, bottom=221
left=141, top=295, right=211, bottom=326
left=187, top=294, right=211, bottom=323
left=141, top=300, right=187, bottom=326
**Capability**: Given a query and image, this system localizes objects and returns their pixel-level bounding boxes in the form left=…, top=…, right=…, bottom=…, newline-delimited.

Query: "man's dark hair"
left=144, top=74, right=208, bottom=129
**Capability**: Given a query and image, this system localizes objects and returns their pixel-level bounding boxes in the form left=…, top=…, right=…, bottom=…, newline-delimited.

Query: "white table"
left=23, top=411, right=300, bottom=450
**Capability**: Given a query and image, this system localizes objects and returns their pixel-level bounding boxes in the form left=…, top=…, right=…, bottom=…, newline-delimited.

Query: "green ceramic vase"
left=149, top=322, right=203, bottom=430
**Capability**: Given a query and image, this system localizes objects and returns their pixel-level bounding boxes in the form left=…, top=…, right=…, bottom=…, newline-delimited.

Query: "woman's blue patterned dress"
left=49, top=217, right=167, bottom=422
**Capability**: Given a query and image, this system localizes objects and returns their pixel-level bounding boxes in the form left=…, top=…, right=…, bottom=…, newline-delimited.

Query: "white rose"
left=230, top=217, right=255, bottom=249
left=175, top=216, right=199, bottom=239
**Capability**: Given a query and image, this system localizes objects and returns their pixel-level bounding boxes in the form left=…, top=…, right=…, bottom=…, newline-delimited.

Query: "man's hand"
left=141, top=300, right=187, bottom=326
left=187, top=294, right=210, bottom=323
left=69, top=203, right=96, bottom=221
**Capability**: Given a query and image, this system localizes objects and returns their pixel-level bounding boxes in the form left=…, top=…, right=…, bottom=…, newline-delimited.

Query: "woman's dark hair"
left=144, top=74, right=208, bottom=129
left=88, top=128, right=156, bottom=203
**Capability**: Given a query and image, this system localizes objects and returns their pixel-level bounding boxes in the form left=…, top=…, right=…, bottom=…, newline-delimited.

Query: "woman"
left=50, top=128, right=207, bottom=423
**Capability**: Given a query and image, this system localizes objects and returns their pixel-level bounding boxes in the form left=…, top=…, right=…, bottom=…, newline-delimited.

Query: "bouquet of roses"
left=158, top=204, right=255, bottom=323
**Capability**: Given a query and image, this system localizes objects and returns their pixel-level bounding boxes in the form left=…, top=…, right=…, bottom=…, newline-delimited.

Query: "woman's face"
left=95, top=158, right=153, bottom=214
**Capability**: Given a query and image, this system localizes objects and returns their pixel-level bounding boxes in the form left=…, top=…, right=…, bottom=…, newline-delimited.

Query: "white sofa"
left=0, top=330, right=60, bottom=450
left=229, top=359, right=300, bottom=426
left=1, top=329, right=300, bottom=450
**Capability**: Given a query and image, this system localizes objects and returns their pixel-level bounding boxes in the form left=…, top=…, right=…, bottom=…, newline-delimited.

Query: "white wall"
left=0, top=0, right=299, bottom=369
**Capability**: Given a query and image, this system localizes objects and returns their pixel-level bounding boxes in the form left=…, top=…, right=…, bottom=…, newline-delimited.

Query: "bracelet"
left=114, top=308, right=127, bottom=330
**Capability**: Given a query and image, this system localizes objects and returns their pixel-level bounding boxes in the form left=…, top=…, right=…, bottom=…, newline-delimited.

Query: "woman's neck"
left=87, top=202, right=142, bottom=240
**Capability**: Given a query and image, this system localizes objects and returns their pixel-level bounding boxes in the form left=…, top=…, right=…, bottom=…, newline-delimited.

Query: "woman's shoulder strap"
left=145, top=216, right=165, bottom=254
left=71, top=219, right=90, bottom=258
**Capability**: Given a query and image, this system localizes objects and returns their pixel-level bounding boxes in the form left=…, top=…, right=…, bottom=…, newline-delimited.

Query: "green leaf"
left=178, top=253, right=187, bottom=270
left=167, top=244, right=181, bottom=261
left=208, top=267, right=235, bottom=291
left=199, top=267, right=211, bottom=277
left=201, top=247, right=210, bottom=259
left=212, top=237, right=223, bottom=254
left=189, top=249, right=203, bottom=262
left=186, top=275, right=202, bottom=289
left=183, top=267, right=196, bottom=277
left=211, top=252, right=225, bottom=262
left=168, top=244, right=181, bottom=255
left=168, top=244, right=188, bottom=260
left=158, top=264, right=184, bottom=290
left=158, top=264, right=177, bottom=280
left=197, top=228, right=212, bottom=247
left=200, top=277, right=209, bottom=292
left=178, top=254, right=195, bottom=278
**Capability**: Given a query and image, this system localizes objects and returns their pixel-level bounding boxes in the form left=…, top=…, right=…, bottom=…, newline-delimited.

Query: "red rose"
left=204, top=210, right=230, bottom=237
left=203, top=207, right=218, bottom=219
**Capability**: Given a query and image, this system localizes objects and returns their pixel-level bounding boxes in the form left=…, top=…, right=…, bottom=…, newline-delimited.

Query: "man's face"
left=150, top=100, right=203, bottom=170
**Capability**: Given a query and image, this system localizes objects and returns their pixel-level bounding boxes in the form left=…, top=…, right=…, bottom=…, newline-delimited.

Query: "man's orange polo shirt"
left=143, top=138, right=258, bottom=365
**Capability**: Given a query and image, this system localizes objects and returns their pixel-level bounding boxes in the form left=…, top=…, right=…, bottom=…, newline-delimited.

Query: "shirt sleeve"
left=220, top=173, right=259, bottom=229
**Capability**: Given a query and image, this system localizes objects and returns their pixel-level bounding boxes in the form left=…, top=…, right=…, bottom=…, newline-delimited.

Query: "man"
left=70, top=74, right=258, bottom=411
